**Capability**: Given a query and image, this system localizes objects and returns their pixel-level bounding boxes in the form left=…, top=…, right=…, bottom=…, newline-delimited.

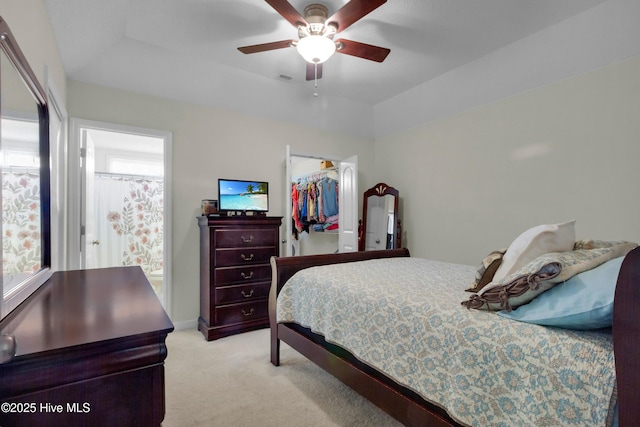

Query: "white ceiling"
left=44, top=0, right=610, bottom=136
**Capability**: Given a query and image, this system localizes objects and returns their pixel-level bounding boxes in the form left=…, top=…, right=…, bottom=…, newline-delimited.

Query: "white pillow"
left=491, top=220, right=576, bottom=283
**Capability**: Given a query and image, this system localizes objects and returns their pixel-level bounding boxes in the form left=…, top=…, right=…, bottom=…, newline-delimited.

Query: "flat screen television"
left=218, top=179, right=269, bottom=213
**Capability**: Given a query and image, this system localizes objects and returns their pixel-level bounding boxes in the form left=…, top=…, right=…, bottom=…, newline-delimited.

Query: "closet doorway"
left=285, top=145, right=358, bottom=256
left=69, top=119, right=172, bottom=312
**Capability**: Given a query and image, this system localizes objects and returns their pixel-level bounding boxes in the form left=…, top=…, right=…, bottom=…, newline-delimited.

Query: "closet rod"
left=2, top=166, right=39, bottom=174
left=292, top=166, right=338, bottom=183
left=95, top=171, right=163, bottom=181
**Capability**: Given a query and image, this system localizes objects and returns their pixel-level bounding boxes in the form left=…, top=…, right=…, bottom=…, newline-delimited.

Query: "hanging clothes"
left=321, top=178, right=338, bottom=217
left=291, top=183, right=303, bottom=233
left=307, top=182, right=317, bottom=222
left=291, top=169, right=339, bottom=234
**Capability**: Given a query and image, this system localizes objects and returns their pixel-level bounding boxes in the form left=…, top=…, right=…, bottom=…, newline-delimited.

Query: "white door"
left=338, top=155, right=358, bottom=253
left=285, top=145, right=293, bottom=256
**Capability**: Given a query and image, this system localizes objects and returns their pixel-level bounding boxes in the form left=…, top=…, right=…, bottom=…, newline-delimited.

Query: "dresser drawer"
left=215, top=282, right=270, bottom=305
left=214, top=247, right=275, bottom=267
left=214, top=229, right=276, bottom=248
left=215, top=300, right=268, bottom=325
left=214, top=264, right=271, bottom=285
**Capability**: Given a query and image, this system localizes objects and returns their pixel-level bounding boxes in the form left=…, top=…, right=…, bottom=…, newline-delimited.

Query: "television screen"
left=218, top=179, right=269, bottom=212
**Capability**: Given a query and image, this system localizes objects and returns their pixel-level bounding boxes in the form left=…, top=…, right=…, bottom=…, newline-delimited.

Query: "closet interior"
left=290, top=156, right=340, bottom=256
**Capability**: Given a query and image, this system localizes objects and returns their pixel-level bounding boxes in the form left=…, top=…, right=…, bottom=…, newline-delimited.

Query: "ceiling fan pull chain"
left=313, top=62, right=319, bottom=97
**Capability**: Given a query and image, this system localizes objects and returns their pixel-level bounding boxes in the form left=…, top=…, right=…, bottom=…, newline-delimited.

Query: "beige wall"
left=375, top=55, right=640, bottom=265
left=8, top=0, right=640, bottom=326
left=67, top=81, right=374, bottom=324
left=0, top=0, right=67, bottom=104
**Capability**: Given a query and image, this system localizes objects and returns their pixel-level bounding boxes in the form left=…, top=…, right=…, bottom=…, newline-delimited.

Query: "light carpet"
left=162, top=328, right=402, bottom=426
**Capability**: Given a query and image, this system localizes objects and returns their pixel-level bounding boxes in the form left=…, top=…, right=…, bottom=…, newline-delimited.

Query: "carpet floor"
left=162, top=328, right=402, bottom=426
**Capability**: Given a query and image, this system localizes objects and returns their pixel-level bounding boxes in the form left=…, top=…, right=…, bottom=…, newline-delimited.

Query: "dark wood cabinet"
left=198, top=215, right=282, bottom=341
left=0, top=267, right=174, bottom=427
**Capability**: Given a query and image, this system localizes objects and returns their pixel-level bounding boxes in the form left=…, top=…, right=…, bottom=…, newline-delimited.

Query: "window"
left=108, top=156, right=163, bottom=177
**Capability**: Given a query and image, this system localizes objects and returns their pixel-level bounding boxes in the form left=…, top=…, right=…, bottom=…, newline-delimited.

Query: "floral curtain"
left=1, top=171, right=164, bottom=285
left=95, top=173, right=163, bottom=277
left=1, top=169, right=41, bottom=283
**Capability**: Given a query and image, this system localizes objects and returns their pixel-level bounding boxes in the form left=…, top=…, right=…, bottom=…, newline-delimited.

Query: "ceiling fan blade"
left=238, top=40, right=295, bottom=54
left=326, top=0, right=387, bottom=32
left=335, top=39, right=390, bottom=62
left=306, top=62, right=323, bottom=81
left=265, top=0, right=307, bottom=28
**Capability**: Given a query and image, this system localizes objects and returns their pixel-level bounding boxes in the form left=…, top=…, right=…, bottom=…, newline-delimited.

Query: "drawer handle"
left=241, top=271, right=254, bottom=280
left=241, top=289, right=254, bottom=298
left=242, top=308, right=255, bottom=317
left=240, top=253, right=254, bottom=261
left=241, top=235, right=253, bottom=243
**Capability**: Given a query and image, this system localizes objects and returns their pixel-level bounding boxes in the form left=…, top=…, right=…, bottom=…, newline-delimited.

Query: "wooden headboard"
left=613, top=245, right=640, bottom=426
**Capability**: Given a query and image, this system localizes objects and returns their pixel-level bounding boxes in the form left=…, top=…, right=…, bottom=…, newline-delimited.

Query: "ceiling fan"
left=237, top=0, right=390, bottom=81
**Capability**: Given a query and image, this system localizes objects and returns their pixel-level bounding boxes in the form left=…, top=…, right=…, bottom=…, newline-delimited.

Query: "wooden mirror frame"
left=0, top=16, right=52, bottom=322
left=358, top=183, right=401, bottom=251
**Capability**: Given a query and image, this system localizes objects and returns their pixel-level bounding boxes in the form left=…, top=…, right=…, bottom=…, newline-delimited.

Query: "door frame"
left=69, top=118, right=173, bottom=315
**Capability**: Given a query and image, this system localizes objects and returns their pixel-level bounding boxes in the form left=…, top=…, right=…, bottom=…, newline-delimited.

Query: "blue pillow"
left=497, top=256, right=624, bottom=330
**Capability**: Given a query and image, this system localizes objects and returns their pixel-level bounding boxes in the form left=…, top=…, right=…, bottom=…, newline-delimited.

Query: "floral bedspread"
left=277, top=257, right=616, bottom=427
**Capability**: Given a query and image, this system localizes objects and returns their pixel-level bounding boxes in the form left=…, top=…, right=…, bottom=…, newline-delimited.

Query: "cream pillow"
left=491, top=220, right=576, bottom=283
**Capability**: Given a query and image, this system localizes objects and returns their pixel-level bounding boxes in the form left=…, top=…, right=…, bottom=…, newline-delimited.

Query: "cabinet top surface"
left=0, top=267, right=174, bottom=359
left=198, top=215, right=282, bottom=227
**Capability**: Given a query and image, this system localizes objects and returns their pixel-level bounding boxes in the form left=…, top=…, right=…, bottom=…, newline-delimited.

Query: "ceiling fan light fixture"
left=296, top=35, right=336, bottom=64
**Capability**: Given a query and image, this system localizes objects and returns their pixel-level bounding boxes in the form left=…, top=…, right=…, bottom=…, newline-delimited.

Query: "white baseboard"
left=172, top=319, right=198, bottom=331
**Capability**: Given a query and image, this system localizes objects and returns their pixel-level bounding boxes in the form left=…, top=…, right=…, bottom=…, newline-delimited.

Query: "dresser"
left=198, top=215, right=282, bottom=341
left=0, top=267, right=174, bottom=426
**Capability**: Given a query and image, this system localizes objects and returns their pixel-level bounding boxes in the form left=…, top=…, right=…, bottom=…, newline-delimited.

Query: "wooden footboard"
left=270, top=247, right=639, bottom=427
left=268, top=248, right=460, bottom=427
left=269, top=248, right=410, bottom=366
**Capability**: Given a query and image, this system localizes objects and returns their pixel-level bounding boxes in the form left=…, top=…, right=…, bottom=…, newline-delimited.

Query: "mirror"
left=358, top=183, right=401, bottom=251
left=0, top=16, right=52, bottom=321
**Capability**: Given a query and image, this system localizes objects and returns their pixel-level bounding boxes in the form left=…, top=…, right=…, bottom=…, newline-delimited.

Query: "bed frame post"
left=613, top=246, right=640, bottom=427
left=269, top=256, right=280, bottom=366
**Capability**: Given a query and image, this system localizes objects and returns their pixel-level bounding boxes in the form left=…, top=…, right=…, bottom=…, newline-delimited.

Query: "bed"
left=268, top=243, right=640, bottom=426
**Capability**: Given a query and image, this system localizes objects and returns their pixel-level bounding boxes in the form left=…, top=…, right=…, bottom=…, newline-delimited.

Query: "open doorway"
left=284, top=145, right=358, bottom=256
left=69, top=119, right=172, bottom=313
